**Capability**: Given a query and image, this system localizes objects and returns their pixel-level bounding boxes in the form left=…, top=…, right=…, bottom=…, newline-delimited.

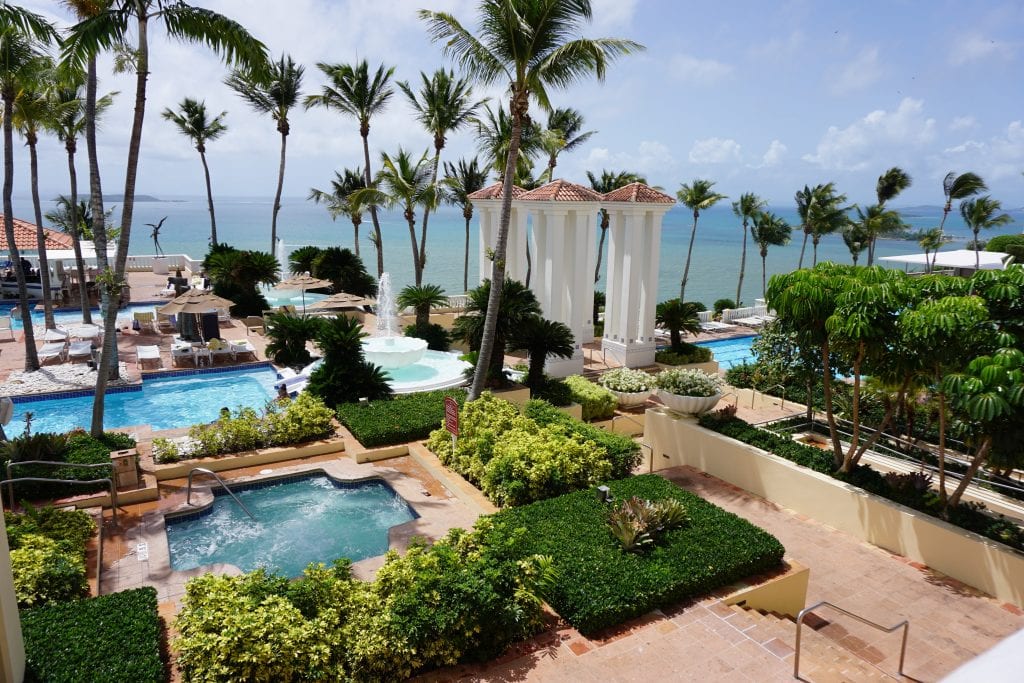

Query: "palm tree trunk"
left=271, top=128, right=287, bottom=254
left=525, top=235, right=531, bottom=288
left=594, top=210, right=608, bottom=283
left=798, top=231, right=809, bottom=269
left=27, top=136, right=54, bottom=329
left=418, top=145, right=442, bottom=283
left=86, top=53, right=106, bottom=281
left=351, top=216, right=360, bottom=257
left=679, top=211, right=699, bottom=301
left=405, top=209, right=421, bottom=285
left=820, top=340, right=843, bottom=468
left=463, top=211, right=470, bottom=292
left=199, top=149, right=217, bottom=246
left=469, top=92, right=524, bottom=400
left=812, top=235, right=819, bottom=266
left=361, top=131, right=384, bottom=277
left=3, top=90, right=38, bottom=370
left=735, top=220, right=747, bottom=306
left=973, top=228, right=980, bottom=268
left=947, top=437, right=993, bottom=509
left=761, top=250, right=768, bottom=298
left=66, top=144, right=91, bottom=317
left=867, top=237, right=875, bottom=267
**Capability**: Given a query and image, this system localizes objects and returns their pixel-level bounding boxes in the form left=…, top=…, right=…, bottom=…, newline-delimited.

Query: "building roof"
left=519, top=179, right=603, bottom=202
left=879, top=249, right=1014, bottom=271
left=0, top=217, right=73, bottom=252
left=467, top=182, right=526, bottom=200
left=602, top=182, right=676, bottom=204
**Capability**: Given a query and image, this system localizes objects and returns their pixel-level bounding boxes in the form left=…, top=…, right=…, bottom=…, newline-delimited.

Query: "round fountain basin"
left=362, top=336, right=428, bottom=369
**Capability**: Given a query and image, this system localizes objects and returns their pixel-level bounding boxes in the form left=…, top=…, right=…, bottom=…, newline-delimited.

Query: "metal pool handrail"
left=794, top=600, right=908, bottom=679
left=186, top=468, right=255, bottom=521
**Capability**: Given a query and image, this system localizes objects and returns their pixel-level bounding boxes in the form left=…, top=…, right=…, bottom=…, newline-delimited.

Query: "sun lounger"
left=136, top=345, right=161, bottom=368
left=276, top=367, right=297, bottom=381
left=700, top=321, right=737, bottom=333
left=207, top=338, right=234, bottom=363
left=133, top=311, right=156, bottom=333
left=216, top=308, right=231, bottom=324
left=67, top=340, right=93, bottom=362
left=229, top=339, right=256, bottom=361
left=43, top=326, right=69, bottom=342
left=156, top=284, right=176, bottom=297
left=157, top=312, right=176, bottom=332
left=244, top=315, right=266, bottom=335
left=171, top=344, right=195, bottom=367
left=0, top=317, right=12, bottom=339
left=38, top=341, right=67, bottom=364
left=732, top=316, right=766, bottom=328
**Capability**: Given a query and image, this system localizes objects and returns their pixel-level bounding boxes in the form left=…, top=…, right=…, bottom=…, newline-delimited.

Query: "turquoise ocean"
left=14, top=195, right=1023, bottom=309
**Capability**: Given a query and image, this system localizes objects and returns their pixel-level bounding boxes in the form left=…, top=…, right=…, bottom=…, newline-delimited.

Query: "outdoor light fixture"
left=359, top=397, right=369, bottom=405
left=596, top=485, right=612, bottom=503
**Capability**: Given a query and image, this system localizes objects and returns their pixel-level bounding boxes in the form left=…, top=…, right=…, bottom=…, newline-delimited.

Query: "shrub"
left=725, top=361, right=756, bottom=388
left=606, top=496, right=689, bottom=553
left=564, top=375, right=617, bottom=421
left=337, top=389, right=466, bottom=448
left=11, top=535, right=88, bottom=608
left=307, top=316, right=392, bottom=408
left=22, top=587, right=164, bottom=683
left=265, top=313, right=323, bottom=367
left=655, top=343, right=712, bottom=365
left=1, top=431, right=135, bottom=502
left=598, top=367, right=654, bottom=393
left=532, top=378, right=573, bottom=406
left=714, top=298, right=736, bottom=315
left=481, top=475, right=785, bottom=634
left=986, top=234, right=1024, bottom=262
left=5, top=504, right=95, bottom=552
left=655, top=368, right=722, bottom=396
left=403, top=322, right=450, bottom=351
left=151, top=437, right=181, bottom=464
left=523, top=400, right=641, bottom=479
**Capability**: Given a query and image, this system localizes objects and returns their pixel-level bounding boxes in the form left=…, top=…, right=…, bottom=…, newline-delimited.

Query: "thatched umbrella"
left=305, top=291, right=377, bottom=311
left=274, top=272, right=331, bottom=314
left=158, top=289, right=235, bottom=342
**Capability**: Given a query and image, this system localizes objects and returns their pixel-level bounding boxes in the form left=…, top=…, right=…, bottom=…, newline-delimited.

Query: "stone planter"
left=152, top=257, right=169, bottom=275
left=607, top=388, right=652, bottom=408
left=654, top=389, right=722, bottom=415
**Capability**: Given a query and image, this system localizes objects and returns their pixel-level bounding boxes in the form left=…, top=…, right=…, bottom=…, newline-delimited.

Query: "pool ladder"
left=185, top=468, right=256, bottom=521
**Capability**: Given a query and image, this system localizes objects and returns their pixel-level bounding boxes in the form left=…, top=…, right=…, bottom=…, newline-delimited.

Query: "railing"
left=721, top=304, right=773, bottom=323
left=446, top=294, right=469, bottom=312
left=794, top=601, right=908, bottom=679
left=697, top=310, right=712, bottom=323
left=186, top=467, right=255, bottom=520
left=751, top=383, right=786, bottom=410
left=5, top=460, right=118, bottom=522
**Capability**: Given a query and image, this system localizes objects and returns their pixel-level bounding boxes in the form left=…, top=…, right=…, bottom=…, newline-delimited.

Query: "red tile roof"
left=467, top=182, right=526, bottom=200
left=0, top=216, right=73, bottom=252
left=519, top=179, right=603, bottom=202
left=601, top=182, right=676, bottom=204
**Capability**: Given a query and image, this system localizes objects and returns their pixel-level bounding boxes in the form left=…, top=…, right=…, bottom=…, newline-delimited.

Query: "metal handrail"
left=5, top=460, right=114, bottom=511
left=186, top=468, right=255, bottom=520
left=751, top=383, right=787, bottom=410
left=794, top=601, right=908, bottom=680
left=3, top=477, right=118, bottom=523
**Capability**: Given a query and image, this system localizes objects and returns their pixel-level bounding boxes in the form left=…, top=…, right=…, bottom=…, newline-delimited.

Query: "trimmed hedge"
left=655, top=343, right=712, bottom=366
left=563, top=375, right=617, bottom=421
left=6, top=506, right=96, bottom=608
left=524, top=400, right=641, bottom=479
left=2, top=431, right=136, bottom=502
left=482, top=475, right=785, bottom=634
left=22, top=587, right=164, bottom=683
left=337, top=389, right=466, bottom=448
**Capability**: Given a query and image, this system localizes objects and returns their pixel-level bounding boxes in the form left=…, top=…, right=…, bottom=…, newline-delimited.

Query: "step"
left=797, top=636, right=900, bottom=681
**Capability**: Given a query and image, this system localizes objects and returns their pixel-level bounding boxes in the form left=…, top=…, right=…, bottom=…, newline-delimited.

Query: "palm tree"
left=940, top=171, right=986, bottom=237
left=264, top=312, right=321, bottom=368
left=507, top=316, right=575, bottom=389
left=226, top=54, right=304, bottom=254
left=677, top=178, right=726, bottom=301
left=917, top=227, right=944, bottom=273
left=161, top=98, right=227, bottom=246
left=308, top=168, right=366, bottom=256
left=64, top=0, right=266, bottom=436
left=731, top=192, right=766, bottom=306
left=0, top=8, right=56, bottom=371
left=351, top=148, right=437, bottom=286
left=842, top=221, right=869, bottom=265
left=869, top=167, right=911, bottom=265
left=961, top=196, right=1012, bottom=268
left=472, top=102, right=543, bottom=180
left=443, top=156, right=488, bottom=292
left=586, top=169, right=646, bottom=283
left=750, top=211, right=791, bottom=297
left=853, top=203, right=904, bottom=266
left=655, top=298, right=702, bottom=351
left=453, top=278, right=542, bottom=386
left=541, top=107, right=595, bottom=182
left=795, top=183, right=849, bottom=267
left=398, top=283, right=447, bottom=328
left=305, top=60, right=394, bottom=277
left=311, top=246, right=376, bottom=297
left=399, top=69, right=485, bottom=282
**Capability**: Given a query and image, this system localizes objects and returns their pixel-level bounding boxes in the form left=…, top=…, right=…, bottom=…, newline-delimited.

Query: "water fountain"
left=362, top=273, right=428, bottom=370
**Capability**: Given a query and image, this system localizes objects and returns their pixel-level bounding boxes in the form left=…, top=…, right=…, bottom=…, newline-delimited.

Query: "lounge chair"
left=171, top=345, right=195, bottom=367
left=216, top=308, right=231, bottom=324
left=156, top=283, right=176, bottom=297
left=732, top=316, right=766, bottom=328
left=0, top=317, right=12, bottom=339
left=229, top=339, right=256, bottom=361
left=67, top=340, right=93, bottom=362
left=244, top=315, right=266, bottom=335
left=42, top=326, right=69, bottom=342
left=133, top=311, right=156, bottom=332
left=38, top=341, right=66, bottom=364
left=207, top=338, right=234, bottom=364
left=700, top=321, right=737, bottom=333
left=136, top=345, right=161, bottom=369
left=157, top=312, right=176, bottom=332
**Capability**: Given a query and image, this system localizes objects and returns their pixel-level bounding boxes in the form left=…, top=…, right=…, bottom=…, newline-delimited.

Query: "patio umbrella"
left=305, top=291, right=377, bottom=311
left=274, top=272, right=331, bottom=314
left=158, top=289, right=235, bottom=342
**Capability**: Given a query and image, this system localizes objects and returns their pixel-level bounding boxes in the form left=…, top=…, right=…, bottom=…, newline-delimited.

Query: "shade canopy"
left=275, top=272, right=331, bottom=291
left=41, top=242, right=116, bottom=261
left=306, top=291, right=377, bottom=310
left=879, top=249, right=1014, bottom=271
left=0, top=218, right=73, bottom=252
left=158, top=289, right=234, bottom=314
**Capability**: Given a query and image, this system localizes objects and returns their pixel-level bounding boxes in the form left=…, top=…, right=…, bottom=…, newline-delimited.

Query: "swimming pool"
left=166, top=474, right=416, bottom=576
left=695, top=334, right=758, bottom=369
left=9, top=365, right=279, bottom=434
left=0, top=302, right=157, bottom=330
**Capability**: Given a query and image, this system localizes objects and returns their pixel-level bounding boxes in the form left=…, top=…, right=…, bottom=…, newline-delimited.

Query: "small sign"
left=444, top=397, right=459, bottom=436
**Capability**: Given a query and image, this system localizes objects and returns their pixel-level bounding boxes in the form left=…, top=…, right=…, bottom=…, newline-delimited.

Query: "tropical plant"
left=960, top=196, right=1012, bottom=268
left=225, top=53, right=304, bottom=254
left=421, top=0, right=642, bottom=400
left=453, top=279, right=542, bottom=386
left=306, top=316, right=392, bottom=407
left=939, top=171, right=986, bottom=237
left=443, top=156, right=489, bottom=292
left=598, top=367, right=654, bottom=393
left=311, top=246, right=376, bottom=297
left=917, top=227, right=944, bottom=273
left=852, top=204, right=903, bottom=266
left=750, top=211, right=791, bottom=297
left=304, top=60, right=394, bottom=277
left=264, top=313, right=321, bottom=368
left=472, top=102, right=542, bottom=180
left=798, top=183, right=851, bottom=267
left=541, top=107, right=595, bottom=182
left=654, top=368, right=722, bottom=397
left=587, top=169, right=646, bottom=283
left=205, top=248, right=278, bottom=317
left=606, top=496, right=689, bottom=554
left=507, top=316, right=575, bottom=390
left=985, top=234, right=1024, bottom=262
left=677, top=179, right=726, bottom=301
left=868, top=167, right=912, bottom=264
left=842, top=220, right=870, bottom=266
left=286, top=245, right=322, bottom=276
left=397, top=283, right=447, bottom=328
left=161, top=97, right=227, bottom=246
left=713, top=298, right=736, bottom=315
left=308, top=168, right=366, bottom=257
left=730, top=192, right=767, bottom=306
left=655, top=298, right=701, bottom=351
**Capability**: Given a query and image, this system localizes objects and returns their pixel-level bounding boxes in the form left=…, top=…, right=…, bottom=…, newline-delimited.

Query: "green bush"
left=0, top=431, right=135, bottom=502
left=10, top=535, right=88, bottom=608
left=337, top=389, right=466, bottom=448
left=564, top=375, right=617, bottom=421
left=5, top=505, right=95, bottom=552
left=714, top=298, right=736, bottom=314
left=532, top=378, right=573, bottom=406
left=481, top=475, right=785, bottom=634
left=22, top=587, right=164, bottom=683
left=655, top=343, right=712, bottom=366
left=524, top=400, right=641, bottom=479
left=404, top=322, right=451, bottom=351
left=986, top=234, right=1024, bottom=262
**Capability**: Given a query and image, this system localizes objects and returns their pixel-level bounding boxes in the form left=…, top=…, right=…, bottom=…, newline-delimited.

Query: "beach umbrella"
left=305, top=291, right=377, bottom=311
left=274, top=272, right=331, bottom=314
left=158, top=289, right=234, bottom=342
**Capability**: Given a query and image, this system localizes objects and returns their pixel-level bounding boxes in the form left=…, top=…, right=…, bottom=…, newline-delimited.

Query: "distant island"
left=102, top=194, right=184, bottom=203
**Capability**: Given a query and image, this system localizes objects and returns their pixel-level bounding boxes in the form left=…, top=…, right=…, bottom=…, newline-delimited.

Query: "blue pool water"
left=166, top=474, right=416, bottom=576
left=695, top=334, right=758, bottom=369
left=9, top=366, right=279, bottom=434
left=0, top=302, right=157, bottom=329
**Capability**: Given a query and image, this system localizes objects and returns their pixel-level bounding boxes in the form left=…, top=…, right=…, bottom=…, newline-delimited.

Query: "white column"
left=602, top=206, right=658, bottom=367
left=530, top=210, right=548, bottom=310
left=583, top=210, right=598, bottom=341
left=477, top=204, right=492, bottom=284
left=638, top=213, right=661, bottom=343
left=622, top=210, right=643, bottom=344
left=0, top=512, right=24, bottom=683
left=544, top=209, right=566, bottom=323
left=603, top=211, right=625, bottom=344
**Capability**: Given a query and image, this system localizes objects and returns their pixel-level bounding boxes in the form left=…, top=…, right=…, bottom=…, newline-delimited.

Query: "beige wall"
left=0, top=512, right=24, bottom=683
left=644, top=408, right=1024, bottom=607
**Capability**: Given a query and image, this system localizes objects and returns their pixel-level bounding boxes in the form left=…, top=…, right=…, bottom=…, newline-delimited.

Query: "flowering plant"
left=598, top=368, right=654, bottom=393
left=654, top=368, right=722, bottom=397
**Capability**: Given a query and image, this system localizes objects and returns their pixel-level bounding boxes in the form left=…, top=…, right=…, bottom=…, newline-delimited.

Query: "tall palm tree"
left=869, top=166, right=911, bottom=265
left=731, top=192, right=766, bottom=306
left=0, top=7, right=56, bottom=372
left=421, top=1, right=641, bottom=400
left=542, top=107, right=595, bottom=182
left=161, top=97, right=227, bottom=246
left=399, top=68, right=485, bottom=281
left=472, top=102, right=543, bottom=180
left=853, top=203, right=904, bottom=266
left=960, top=196, right=1012, bottom=268
left=842, top=221, right=869, bottom=266
left=677, top=178, right=726, bottom=301
left=586, top=169, right=645, bottom=283
left=308, top=168, right=365, bottom=256
left=795, top=182, right=848, bottom=267
left=443, top=156, right=488, bottom=292
left=940, top=171, right=986, bottom=238
left=305, top=60, right=394, bottom=277
left=351, top=148, right=437, bottom=285
left=64, top=0, right=266, bottom=436
left=917, top=227, right=944, bottom=273
left=225, top=54, right=304, bottom=254
left=46, top=68, right=115, bottom=324
left=750, top=211, right=791, bottom=297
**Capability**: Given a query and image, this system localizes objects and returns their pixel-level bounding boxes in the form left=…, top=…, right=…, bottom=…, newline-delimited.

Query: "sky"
left=13, top=0, right=1024, bottom=210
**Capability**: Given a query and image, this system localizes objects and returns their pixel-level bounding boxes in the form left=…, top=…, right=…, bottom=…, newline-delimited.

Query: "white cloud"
left=759, top=140, right=788, bottom=167
left=688, top=138, right=742, bottom=164
left=583, top=141, right=676, bottom=177
left=829, top=47, right=883, bottom=95
left=941, top=120, right=1024, bottom=181
left=950, top=116, right=977, bottom=131
left=668, top=54, right=734, bottom=85
left=803, top=98, right=936, bottom=171
left=589, top=0, right=639, bottom=31
left=949, top=32, right=1015, bottom=65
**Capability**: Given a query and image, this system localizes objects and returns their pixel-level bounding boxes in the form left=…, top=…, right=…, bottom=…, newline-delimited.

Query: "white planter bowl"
left=654, top=389, right=723, bottom=415
left=607, top=388, right=652, bottom=407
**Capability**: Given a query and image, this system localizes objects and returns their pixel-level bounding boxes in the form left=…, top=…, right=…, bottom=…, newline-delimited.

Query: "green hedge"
left=22, top=587, right=164, bottom=683
left=654, top=343, right=712, bottom=366
left=337, top=389, right=466, bottom=448
left=524, top=400, right=641, bottom=479
left=482, top=475, right=785, bottom=634
left=1, top=431, right=135, bottom=502
left=563, top=375, right=617, bottom=421
left=6, top=506, right=96, bottom=608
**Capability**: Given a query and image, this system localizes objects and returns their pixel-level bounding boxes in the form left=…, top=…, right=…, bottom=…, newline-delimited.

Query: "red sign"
left=444, top=397, right=459, bottom=436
